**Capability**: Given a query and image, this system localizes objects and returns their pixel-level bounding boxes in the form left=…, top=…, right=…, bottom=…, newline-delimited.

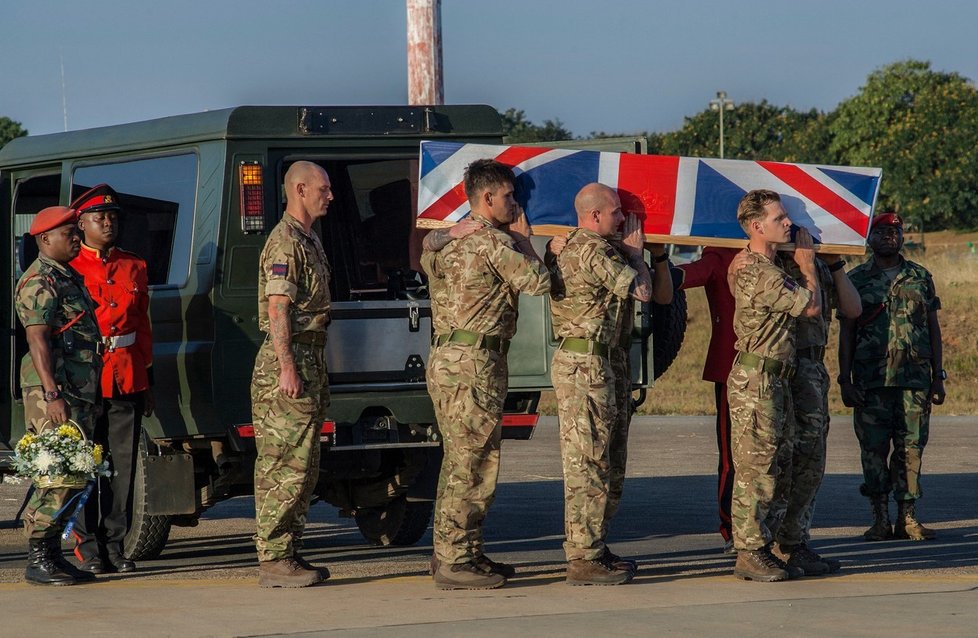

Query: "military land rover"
left=0, top=105, right=686, bottom=560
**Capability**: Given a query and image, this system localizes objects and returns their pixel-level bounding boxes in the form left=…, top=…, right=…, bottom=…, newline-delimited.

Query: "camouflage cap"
left=29, top=206, right=78, bottom=236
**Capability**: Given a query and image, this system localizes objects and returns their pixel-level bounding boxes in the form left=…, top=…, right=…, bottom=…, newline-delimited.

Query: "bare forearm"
left=267, top=299, right=295, bottom=371
left=800, top=265, right=822, bottom=318
left=650, top=260, right=673, bottom=304
left=833, top=270, right=862, bottom=319
left=628, top=255, right=653, bottom=303
left=422, top=228, right=455, bottom=252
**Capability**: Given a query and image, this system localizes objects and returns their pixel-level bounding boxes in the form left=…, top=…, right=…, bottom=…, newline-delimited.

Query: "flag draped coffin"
left=417, top=141, right=882, bottom=254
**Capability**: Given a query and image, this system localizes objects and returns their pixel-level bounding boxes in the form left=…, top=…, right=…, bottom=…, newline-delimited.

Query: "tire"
left=123, top=430, right=172, bottom=561
left=355, top=495, right=433, bottom=547
left=650, top=271, right=688, bottom=380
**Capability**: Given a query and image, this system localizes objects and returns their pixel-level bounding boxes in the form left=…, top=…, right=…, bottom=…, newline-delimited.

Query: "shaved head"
left=575, top=183, right=617, bottom=223
left=284, top=161, right=326, bottom=200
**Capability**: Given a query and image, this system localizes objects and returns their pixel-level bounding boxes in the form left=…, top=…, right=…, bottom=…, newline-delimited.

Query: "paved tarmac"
left=0, top=415, right=975, bottom=637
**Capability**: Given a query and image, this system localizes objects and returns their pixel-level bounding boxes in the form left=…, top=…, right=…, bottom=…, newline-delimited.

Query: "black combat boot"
left=48, top=543, right=96, bottom=582
left=25, top=539, right=77, bottom=586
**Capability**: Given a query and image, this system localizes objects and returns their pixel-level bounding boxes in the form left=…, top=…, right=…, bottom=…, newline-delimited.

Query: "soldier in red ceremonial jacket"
left=677, top=247, right=740, bottom=552
left=70, top=184, right=154, bottom=575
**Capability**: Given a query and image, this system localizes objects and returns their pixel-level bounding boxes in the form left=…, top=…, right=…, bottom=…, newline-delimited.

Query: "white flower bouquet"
left=12, top=421, right=110, bottom=489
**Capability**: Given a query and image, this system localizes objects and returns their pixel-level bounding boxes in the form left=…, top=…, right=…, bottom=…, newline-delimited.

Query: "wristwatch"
left=653, top=253, right=669, bottom=264
left=43, top=389, right=62, bottom=402
left=935, top=369, right=948, bottom=381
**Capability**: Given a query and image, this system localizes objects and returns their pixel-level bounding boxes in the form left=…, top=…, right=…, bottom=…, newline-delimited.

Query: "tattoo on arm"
left=628, top=256, right=653, bottom=303
left=268, top=299, right=295, bottom=369
left=422, top=229, right=454, bottom=252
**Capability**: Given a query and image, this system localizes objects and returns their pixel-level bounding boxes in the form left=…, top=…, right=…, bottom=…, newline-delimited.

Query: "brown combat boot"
left=258, top=557, right=323, bottom=588
left=863, top=496, right=892, bottom=541
left=602, top=546, right=638, bottom=574
left=433, top=559, right=507, bottom=590
left=893, top=501, right=937, bottom=541
left=733, top=548, right=788, bottom=582
left=565, top=555, right=634, bottom=586
left=772, top=543, right=830, bottom=576
left=293, top=553, right=331, bottom=581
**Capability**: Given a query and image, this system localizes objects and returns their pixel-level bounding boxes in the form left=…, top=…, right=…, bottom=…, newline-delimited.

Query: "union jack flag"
left=417, top=141, right=882, bottom=252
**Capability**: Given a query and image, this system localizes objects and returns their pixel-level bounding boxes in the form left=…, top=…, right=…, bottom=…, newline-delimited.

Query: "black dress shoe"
left=106, top=555, right=136, bottom=573
left=79, top=557, right=106, bottom=575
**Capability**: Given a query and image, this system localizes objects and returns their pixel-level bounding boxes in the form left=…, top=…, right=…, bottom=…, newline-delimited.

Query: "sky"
left=3, top=0, right=978, bottom=139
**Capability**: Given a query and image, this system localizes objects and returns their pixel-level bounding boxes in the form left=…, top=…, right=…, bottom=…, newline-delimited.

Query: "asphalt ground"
left=0, top=415, right=975, bottom=637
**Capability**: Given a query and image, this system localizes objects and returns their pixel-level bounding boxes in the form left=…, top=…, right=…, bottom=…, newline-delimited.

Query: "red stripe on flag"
left=758, top=162, right=869, bottom=237
left=618, top=154, right=680, bottom=234
left=418, top=146, right=552, bottom=221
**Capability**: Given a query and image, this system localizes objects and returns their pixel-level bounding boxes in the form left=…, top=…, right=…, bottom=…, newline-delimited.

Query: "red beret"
left=871, top=212, right=903, bottom=230
left=70, top=183, right=122, bottom=215
left=29, top=206, right=79, bottom=236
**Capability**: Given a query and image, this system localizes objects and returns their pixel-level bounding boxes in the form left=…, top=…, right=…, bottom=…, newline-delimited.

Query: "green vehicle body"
left=0, top=106, right=672, bottom=557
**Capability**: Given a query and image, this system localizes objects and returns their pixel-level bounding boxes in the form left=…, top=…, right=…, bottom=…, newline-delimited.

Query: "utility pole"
left=709, top=91, right=734, bottom=158
left=406, top=0, right=444, bottom=105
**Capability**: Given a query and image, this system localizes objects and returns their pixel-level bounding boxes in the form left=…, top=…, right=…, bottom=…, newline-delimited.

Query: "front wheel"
left=355, top=495, right=433, bottom=547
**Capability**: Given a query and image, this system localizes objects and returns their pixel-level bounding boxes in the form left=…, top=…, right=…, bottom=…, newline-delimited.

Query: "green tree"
left=654, top=101, right=828, bottom=162
left=0, top=116, right=27, bottom=149
left=499, top=108, right=573, bottom=143
left=830, top=60, right=978, bottom=229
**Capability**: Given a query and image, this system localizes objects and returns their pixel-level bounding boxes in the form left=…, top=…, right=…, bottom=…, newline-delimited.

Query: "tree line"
left=502, top=60, right=978, bottom=231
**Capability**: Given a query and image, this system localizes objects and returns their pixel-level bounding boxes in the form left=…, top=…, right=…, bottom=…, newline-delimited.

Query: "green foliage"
left=829, top=60, right=978, bottom=229
left=499, top=108, right=573, bottom=143
left=0, top=116, right=28, bottom=149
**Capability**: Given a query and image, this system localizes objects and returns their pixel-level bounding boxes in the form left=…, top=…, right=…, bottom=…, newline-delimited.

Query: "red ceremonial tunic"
left=72, top=243, right=153, bottom=397
left=677, top=247, right=739, bottom=384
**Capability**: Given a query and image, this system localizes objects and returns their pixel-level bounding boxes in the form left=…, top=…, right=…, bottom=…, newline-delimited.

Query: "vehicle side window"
left=73, top=154, right=198, bottom=286
left=13, top=173, right=61, bottom=278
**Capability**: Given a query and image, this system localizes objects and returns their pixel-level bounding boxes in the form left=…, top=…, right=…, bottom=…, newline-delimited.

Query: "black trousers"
left=73, top=393, right=142, bottom=560
left=715, top=382, right=734, bottom=542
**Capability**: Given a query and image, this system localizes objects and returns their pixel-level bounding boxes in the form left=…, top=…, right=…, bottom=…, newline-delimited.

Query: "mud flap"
left=145, top=452, right=196, bottom=515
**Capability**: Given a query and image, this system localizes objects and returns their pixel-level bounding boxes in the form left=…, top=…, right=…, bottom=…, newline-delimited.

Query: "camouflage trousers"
left=767, top=357, right=829, bottom=546
left=603, top=346, right=632, bottom=538
left=429, top=343, right=506, bottom=565
left=853, top=386, right=931, bottom=502
left=251, top=339, right=329, bottom=562
left=553, top=349, right=618, bottom=561
left=727, top=364, right=792, bottom=551
left=22, top=386, right=96, bottom=540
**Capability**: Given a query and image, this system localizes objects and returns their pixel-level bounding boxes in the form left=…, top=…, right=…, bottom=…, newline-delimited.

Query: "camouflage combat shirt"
left=420, top=242, right=456, bottom=337
left=550, top=229, right=636, bottom=344
left=732, top=249, right=812, bottom=362
left=440, top=215, right=551, bottom=340
left=15, top=254, right=103, bottom=404
left=257, top=214, right=332, bottom=335
left=782, top=257, right=837, bottom=349
left=847, top=255, right=939, bottom=389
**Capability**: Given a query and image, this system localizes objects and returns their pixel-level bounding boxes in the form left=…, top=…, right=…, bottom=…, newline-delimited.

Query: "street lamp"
left=709, top=91, right=735, bottom=159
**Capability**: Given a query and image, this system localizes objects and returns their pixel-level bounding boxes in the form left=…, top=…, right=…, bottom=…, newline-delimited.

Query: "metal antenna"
left=60, top=50, right=69, bottom=131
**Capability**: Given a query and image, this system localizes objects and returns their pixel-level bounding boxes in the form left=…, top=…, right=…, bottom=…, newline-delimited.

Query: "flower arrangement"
left=12, top=422, right=110, bottom=488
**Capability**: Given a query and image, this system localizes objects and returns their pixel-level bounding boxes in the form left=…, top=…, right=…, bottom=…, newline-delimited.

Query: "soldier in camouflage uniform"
left=550, top=183, right=658, bottom=586
left=15, top=205, right=103, bottom=586
left=838, top=213, right=945, bottom=542
left=765, top=252, right=860, bottom=575
left=251, top=161, right=333, bottom=588
left=425, top=159, right=552, bottom=590
left=602, top=239, right=671, bottom=574
left=727, top=190, right=820, bottom=582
